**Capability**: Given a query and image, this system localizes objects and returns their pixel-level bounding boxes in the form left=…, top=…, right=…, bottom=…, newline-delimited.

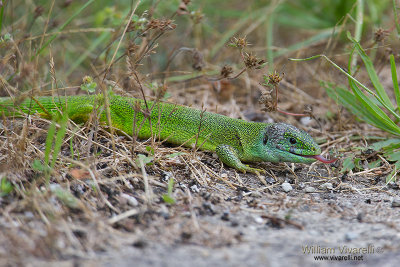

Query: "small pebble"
left=345, top=232, right=358, bottom=241
left=49, top=183, right=61, bottom=191
left=387, top=182, right=400, bottom=190
left=190, top=184, right=200, bottom=193
left=120, top=193, right=139, bottom=206
left=254, top=216, right=264, bottom=224
left=265, top=176, right=275, bottom=184
left=300, top=116, right=312, bottom=126
left=320, top=182, right=333, bottom=190
left=308, top=230, right=319, bottom=236
left=357, top=212, right=364, bottom=222
left=250, top=191, right=262, bottom=198
left=391, top=198, right=400, bottom=208
left=24, top=211, right=34, bottom=218
left=202, top=202, right=215, bottom=215
left=230, top=219, right=239, bottom=227
left=305, top=186, right=316, bottom=193
left=132, top=239, right=148, bottom=248
left=297, top=182, right=305, bottom=189
left=281, top=182, right=293, bottom=192
left=178, top=182, right=187, bottom=190
left=160, top=171, right=172, bottom=183
left=221, top=211, right=230, bottom=221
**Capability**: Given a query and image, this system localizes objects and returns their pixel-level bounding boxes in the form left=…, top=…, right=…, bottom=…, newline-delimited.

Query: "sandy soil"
left=3, top=160, right=399, bottom=267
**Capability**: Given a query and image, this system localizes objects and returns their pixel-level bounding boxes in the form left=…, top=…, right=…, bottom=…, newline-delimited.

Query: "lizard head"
left=258, top=123, right=335, bottom=164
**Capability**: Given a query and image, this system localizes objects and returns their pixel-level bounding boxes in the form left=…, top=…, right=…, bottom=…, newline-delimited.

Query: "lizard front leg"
left=215, top=144, right=265, bottom=174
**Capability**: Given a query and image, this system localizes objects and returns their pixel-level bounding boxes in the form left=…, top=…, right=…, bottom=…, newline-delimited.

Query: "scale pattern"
left=0, top=94, right=322, bottom=173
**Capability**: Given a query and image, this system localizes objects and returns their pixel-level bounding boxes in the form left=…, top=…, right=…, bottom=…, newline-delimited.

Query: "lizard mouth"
left=287, top=147, right=336, bottom=163
left=277, top=145, right=336, bottom=163
left=296, top=153, right=336, bottom=163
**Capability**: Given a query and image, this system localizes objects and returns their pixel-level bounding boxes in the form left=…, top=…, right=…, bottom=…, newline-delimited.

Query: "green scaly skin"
left=0, top=94, right=325, bottom=174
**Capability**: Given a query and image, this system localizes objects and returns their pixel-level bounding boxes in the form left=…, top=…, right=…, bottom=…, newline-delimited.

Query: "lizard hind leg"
left=68, top=104, right=95, bottom=123
left=215, top=144, right=265, bottom=174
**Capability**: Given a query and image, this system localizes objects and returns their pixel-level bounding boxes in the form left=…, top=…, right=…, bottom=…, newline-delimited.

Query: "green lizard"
left=0, top=94, right=335, bottom=173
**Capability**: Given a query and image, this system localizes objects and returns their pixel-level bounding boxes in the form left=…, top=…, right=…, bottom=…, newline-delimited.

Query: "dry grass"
left=1, top=0, right=399, bottom=264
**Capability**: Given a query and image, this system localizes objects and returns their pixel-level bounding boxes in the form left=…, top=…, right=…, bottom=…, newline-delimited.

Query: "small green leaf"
left=0, top=177, right=13, bottom=196
left=162, top=178, right=176, bottom=204
left=146, top=146, right=155, bottom=155
left=167, top=178, right=174, bottom=194
left=81, top=82, right=97, bottom=93
left=341, top=157, right=355, bottom=173
left=162, top=92, right=171, bottom=101
left=136, top=154, right=154, bottom=166
left=353, top=158, right=363, bottom=170
left=368, top=160, right=381, bottom=169
left=370, top=138, right=400, bottom=151
left=386, top=161, right=400, bottom=184
left=1, top=33, right=11, bottom=42
left=131, top=14, right=140, bottom=23
left=162, top=194, right=176, bottom=204
left=32, top=159, right=49, bottom=172
left=386, top=151, right=400, bottom=162
left=81, top=76, right=97, bottom=93
left=51, top=185, right=81, bottom=209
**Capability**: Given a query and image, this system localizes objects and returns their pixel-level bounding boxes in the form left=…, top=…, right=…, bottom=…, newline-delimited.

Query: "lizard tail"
left=0, top=95, right=101, bottom=122
left=0, top=96, right=68, bottom=118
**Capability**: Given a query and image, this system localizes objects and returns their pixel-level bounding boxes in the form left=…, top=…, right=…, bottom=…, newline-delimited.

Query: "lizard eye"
left=289, top=137, right=297, bottom=145
left=263, top=134, right=268, bottom=145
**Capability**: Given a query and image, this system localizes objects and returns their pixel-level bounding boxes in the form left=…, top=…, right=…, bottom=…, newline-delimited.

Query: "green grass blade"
left=348, top=32, right=395, bottom=110
left=324, top=83, right=399, bottom=134
left=291, top=54, right=400, bottom=121
left=349, top=79, right=400, bottom=135
left=347, top=44, right=400, bottom=134
left=0, top=2, right=4, bottom=33
left=44, top=122, right=57, bottom=166
left=393, top=0, right=400, bottom=36
left=324, top=83, right=373, bottom=121
left=265, top=6, right=276, bottom=72
left=32, top=0, right=96, bottom=60
left=350, top=0, right=364, bottom=71
left=69, top=135, right=75, bottom=160
left=51, top=112, right=69, bottom=168
left=390, top=54, right=400, bottom=112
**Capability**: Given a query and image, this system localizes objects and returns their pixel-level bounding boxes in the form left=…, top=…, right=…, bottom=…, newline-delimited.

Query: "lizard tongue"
left=312, top=154, right=336, bottom=163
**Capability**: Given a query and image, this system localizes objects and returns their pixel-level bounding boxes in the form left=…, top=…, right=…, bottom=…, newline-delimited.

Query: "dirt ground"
left=88, top=172, right=400, bottom=267
left=1, top=137, right=400, bottom=267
